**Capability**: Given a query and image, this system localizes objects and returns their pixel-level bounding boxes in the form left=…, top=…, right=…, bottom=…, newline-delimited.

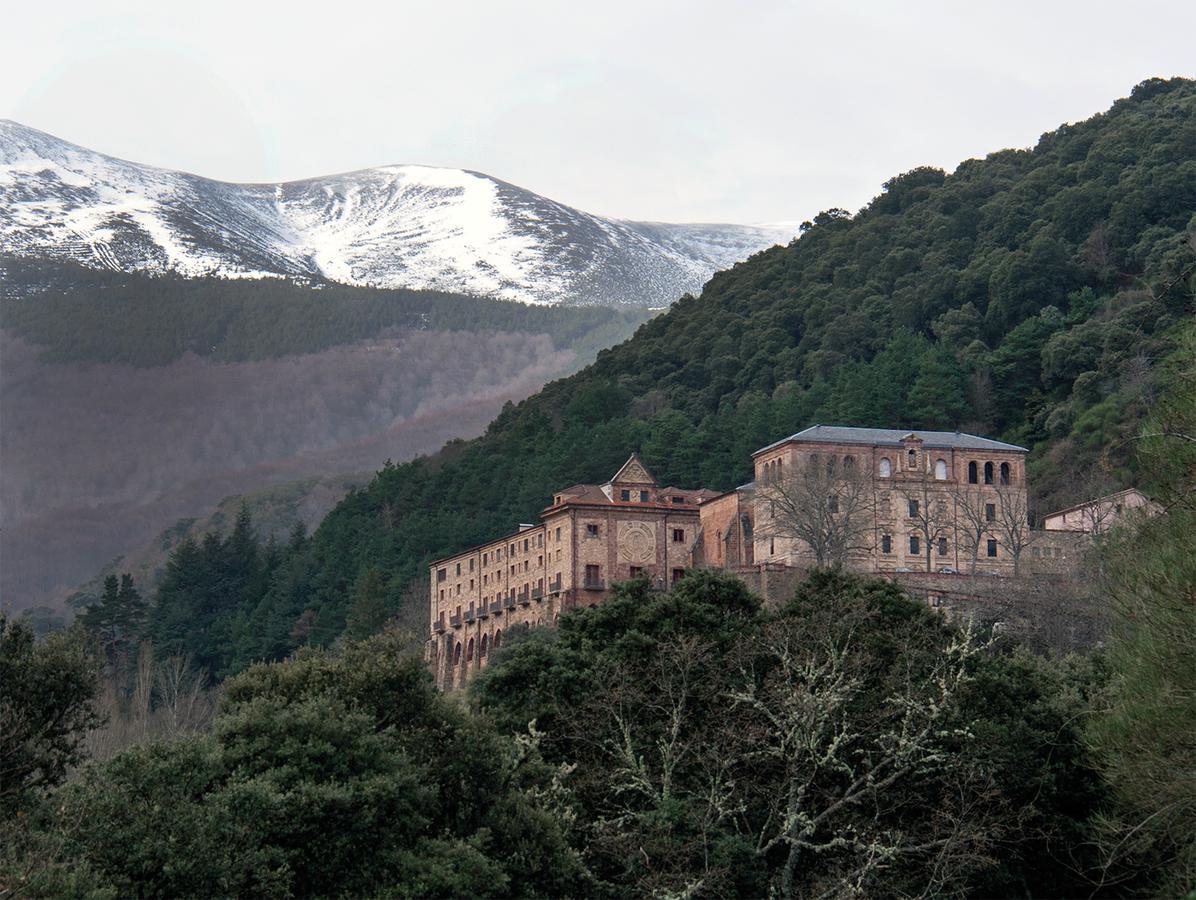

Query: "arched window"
left=453, top=642, right=462, bottom=665
left=968, top=461, right=978, bottom=484
left=879, top=458, right=892, bottom=478
left=466, top=637, right=475, bottom=662
left=881, top=534, right=892, bottom=554
left=984, top=462, right=994, bottom=485
left=844, top=455, right=855, bottom=470
left=935, top=459, right=947, bottom=480
left=479, top=634, right=489, bottom=658
left=999, top=462, right=1010, bottom=485
left=494, top=629, right=502, bottom=648
left=907, top=449, right=917, bottom=469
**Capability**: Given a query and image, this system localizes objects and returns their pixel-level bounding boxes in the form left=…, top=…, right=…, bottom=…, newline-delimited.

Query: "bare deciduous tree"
left=950, top=486, right=995, bottom=574
left=899, top=473, right=955, bottom=573
left=755, top=454, right=876, bottom=566
left=993, top=484, right=1036, bottom=576
left=726, top=612, right=998, bottom=898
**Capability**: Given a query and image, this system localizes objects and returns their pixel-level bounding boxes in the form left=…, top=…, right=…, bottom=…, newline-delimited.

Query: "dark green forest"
left=0, top=260, right=651, bottom=367
left=141, top=78, right=1193, bottom=674
left=3, top=78, right=1195, bottom=897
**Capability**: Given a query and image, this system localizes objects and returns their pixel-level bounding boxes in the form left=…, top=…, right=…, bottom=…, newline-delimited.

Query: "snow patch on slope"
left=0, top=120, right=795, bottom=306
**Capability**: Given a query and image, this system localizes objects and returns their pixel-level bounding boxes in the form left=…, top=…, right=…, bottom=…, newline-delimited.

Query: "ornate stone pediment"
left=617, top=521, right=656, bottom=564
left=609, top=453, right=656, bottom=486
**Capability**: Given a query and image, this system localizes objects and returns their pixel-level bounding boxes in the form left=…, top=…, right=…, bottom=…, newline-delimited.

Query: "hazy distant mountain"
left=0, top=121, right=793, bottom=306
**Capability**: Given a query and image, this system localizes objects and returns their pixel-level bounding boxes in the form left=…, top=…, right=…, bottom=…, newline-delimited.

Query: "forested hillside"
left=148, top=78, right=1194, bottom=674
left=1, top=266, right=651, bottom=611
left=0, top=261, right=649, bottom=366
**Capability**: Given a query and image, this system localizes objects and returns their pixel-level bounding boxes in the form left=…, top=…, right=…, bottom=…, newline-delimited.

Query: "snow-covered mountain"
left=0, top=121, right=793, bottom=306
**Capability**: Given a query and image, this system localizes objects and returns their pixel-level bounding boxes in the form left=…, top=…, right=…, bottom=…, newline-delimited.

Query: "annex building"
left=429, top=425, right=1034, bottom=688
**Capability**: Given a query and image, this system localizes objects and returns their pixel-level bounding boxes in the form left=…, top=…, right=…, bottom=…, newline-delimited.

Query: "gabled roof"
left=607, top=453, right=657, bottom=486
left=1043, top=488, right=1154, bottom=520
left=753, top=424, right=1027, bottom=456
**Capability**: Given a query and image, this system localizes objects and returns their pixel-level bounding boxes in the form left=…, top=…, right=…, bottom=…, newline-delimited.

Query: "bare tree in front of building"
left=754, top=454, right=875, bottom=566
left=993, top=484, right=1036, bottom=576
left=899, top=473, right=955, bottom=573
left=950, top=486, right=994, bottom=574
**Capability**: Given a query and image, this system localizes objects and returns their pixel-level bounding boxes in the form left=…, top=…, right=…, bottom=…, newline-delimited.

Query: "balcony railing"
left=583, top=579, right=605, bottom=591
left=433, top=617, right=446, bottom=634
left=517, top=590, right=531, bottom=606
left=477, top=604, right=489, bottom=619
left=532, top=586, right=543, bottom=600
left=502, top=594, right=516, bottom=610
left=449, top=613, right=462, bottom=628
left=489, top=599, right=503, bottom=615
left=548, top=578, right=562, bottom=594
left=463, top=609, right=475, bottom=624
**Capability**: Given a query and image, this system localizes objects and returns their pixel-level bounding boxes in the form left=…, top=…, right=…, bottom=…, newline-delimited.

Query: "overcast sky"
left=4, top=0, right=1193, bottom=224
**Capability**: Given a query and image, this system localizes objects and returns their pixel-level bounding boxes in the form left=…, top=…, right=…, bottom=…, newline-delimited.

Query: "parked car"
left=893, top=566, right=914, bottom=573
left=937, top=566, right=960, bottom=574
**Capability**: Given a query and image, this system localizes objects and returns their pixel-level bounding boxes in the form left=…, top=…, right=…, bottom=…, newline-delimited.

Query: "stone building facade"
left=743, top=425, right=1030, bottom=575
left=427, top=455, right=715, bottom=689
left=1042, top=487, right=1159, bottom=534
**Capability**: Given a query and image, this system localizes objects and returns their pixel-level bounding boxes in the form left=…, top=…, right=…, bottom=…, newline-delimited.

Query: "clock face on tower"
left=618, top=521, right=656, bottom=564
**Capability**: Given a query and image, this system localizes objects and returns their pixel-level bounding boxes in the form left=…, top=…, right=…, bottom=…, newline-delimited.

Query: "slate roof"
left=753, top=424, right=1027, bottom=456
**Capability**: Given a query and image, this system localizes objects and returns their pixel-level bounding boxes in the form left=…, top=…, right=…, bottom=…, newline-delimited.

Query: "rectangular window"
left=828, top=496, right=839, bottom=514
left=586, top=523, right=599, bottom=537
left=640, top=490, right=649, bottom=502
left=987, top=539, right=998, bottom=558
left=523, top=538, right=529, bottom=552
left=455, top=562, right=461, bottom=576
left=538, top=555, right=543, bottom=566
left=672, top=568, right=685, bottom=583
left=629, top=566, right=643, bottom=578
left=672, top=528, right=685, bottom=543
left=908, top=499, right=919, bottom=518
left=936, top=537, right=947, bottom=557
left=881, top=534, right=892, bottom=554
left=555, top=527, right=561, bottom=541
left=437, top=568, right=446, bottom=582
left=910, top=535, right=920, bottom=555
left=469, top=559, right=474, bottom=571
left=985, top=503, right=995, bottom=522
left=585, top=564, right=600, bottom=585
left=671, top=496, right=684, bottom=504
left=620, top=489, right=631, bottom=501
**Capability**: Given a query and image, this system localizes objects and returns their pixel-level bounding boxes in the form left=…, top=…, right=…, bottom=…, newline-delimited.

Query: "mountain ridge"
left=0, top=120, right=792, bottom=306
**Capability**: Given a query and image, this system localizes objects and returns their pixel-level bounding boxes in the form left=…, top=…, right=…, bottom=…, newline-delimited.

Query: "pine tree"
left=345, top=568, right=389, bottom=641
